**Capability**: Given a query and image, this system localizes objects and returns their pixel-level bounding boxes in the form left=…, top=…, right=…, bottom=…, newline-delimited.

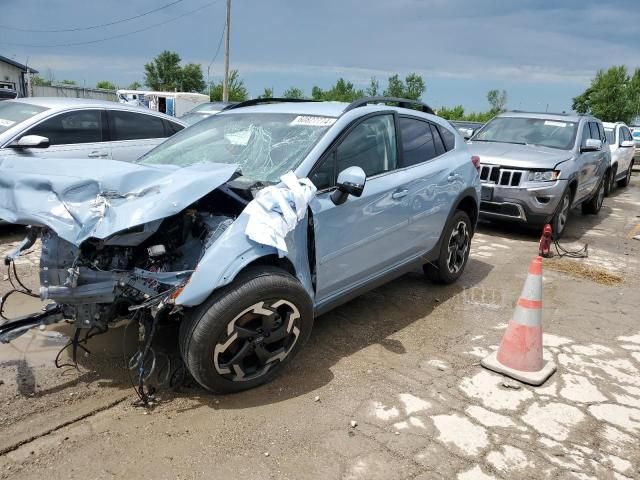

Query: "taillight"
left=471, top=155, right=481, bottom=173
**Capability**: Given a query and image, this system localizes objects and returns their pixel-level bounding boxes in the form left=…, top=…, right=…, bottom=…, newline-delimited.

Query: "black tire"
left=605, top=166, right=615, bottom=196
left=424, top=210, right=472, bottom=284
left=550, top=188, right=572, bottom=239
left=581, top=173, right=606, bottom=215
left=179, top=265, right=314, bottom=393
left=617, top=160, right=633, bottom=188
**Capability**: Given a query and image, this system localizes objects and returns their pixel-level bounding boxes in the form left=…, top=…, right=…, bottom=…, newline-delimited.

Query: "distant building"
left=0, top=55, right=38, bottom=97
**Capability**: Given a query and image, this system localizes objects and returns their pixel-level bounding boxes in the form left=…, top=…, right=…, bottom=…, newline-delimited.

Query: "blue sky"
left=1, top=0, right=639, bottom=112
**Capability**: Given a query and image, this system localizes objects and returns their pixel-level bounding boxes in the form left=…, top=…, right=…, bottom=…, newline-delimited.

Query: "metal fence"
left=31, top=85, right=117, bottom=102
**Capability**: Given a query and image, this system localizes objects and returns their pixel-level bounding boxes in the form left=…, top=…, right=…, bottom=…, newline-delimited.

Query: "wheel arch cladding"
left=175, top=210, right=314, bottom=307
left=455, top=192, right=478, bottom=232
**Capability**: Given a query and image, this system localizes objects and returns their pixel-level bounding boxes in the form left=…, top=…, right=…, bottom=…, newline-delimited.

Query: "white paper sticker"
left=544, top=120, right=567, bottom=128
left=290, top=116, right=336, bottom=127
left=0, top=118, right=16, bottom=127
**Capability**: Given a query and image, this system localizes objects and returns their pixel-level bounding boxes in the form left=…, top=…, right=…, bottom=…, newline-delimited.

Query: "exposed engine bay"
left=37, top=186, right=250, bottom=329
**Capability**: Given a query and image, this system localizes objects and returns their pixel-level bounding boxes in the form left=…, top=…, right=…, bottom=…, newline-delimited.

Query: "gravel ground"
left=1, top=173, right=639, bottom=480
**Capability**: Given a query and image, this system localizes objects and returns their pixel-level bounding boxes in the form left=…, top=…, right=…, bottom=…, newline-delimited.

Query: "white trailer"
left=117, top=90, right=209, bottom=118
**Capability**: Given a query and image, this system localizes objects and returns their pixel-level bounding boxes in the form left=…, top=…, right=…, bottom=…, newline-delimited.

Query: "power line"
left=208, top=21, right=226, bottom=72
left=0, top=0, right=185, bottom=33
left=0, top=1, right=220, bottom=48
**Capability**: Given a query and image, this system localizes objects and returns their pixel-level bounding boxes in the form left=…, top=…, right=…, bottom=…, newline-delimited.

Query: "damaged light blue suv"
left=0, top=97, right=480, bottom=393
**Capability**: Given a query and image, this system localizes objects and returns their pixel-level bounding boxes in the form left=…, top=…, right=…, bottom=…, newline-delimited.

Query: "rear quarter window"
left=437, top=125, right=456, bottom=151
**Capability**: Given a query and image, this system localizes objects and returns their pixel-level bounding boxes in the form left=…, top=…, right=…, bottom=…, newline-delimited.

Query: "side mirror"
left=620, top=140, right=635, bottom=148
left=10, top=135, right=50, bottom=149
left=581, top=138, right=602, bottom=152
left=331, top=166, right=366, bottom=205
left=463, top=128, right=475, bottom=140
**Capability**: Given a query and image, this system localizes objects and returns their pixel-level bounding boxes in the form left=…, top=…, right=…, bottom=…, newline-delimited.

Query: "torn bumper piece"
left=0, top=304, right=64, bottom=343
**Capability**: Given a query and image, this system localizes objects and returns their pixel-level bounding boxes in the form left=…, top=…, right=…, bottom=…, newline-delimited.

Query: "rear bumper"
left=479, top=180, right=566, bottom=225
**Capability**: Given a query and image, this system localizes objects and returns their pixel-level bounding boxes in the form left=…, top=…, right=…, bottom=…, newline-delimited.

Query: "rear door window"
left=26, top=109, right=103, bottom=145
left=108, top=110, right=167, bottom=141
left=437, top=125, right=456, bottom=151
left=398, top=117, right=437, bottom=167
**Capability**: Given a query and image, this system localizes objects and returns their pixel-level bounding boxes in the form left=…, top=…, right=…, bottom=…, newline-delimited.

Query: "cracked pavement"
left=1, top=172, right=639, bottom=479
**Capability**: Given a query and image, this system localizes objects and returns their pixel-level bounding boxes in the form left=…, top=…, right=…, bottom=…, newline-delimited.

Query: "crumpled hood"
left=468, top=142, right=572, bottom=169
left=0, top=157, right=238, bottom=246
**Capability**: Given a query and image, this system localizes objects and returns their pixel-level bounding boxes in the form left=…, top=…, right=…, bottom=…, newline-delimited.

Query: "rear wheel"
left=424, top=210, right=471, bottom=284
left=550, top=188, right=571, bottom=239
left=605, top=166, right=616, bottom=196
left=617, top=160, right=633, bottom=187
left=179, top=266, right=313, bottom=393
left=581, top=174, right=606, bottom=215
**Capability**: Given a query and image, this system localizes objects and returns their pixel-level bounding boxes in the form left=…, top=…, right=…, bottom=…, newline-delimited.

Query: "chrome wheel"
left=213, top=300, right=301, bottom=382
left=447, top=221, right=470, bottom=274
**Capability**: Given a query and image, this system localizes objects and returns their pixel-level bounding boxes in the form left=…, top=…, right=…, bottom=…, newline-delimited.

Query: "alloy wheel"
left=447, top=221, right=470, bottom=274
left=213, top=300, right=301, bottom=382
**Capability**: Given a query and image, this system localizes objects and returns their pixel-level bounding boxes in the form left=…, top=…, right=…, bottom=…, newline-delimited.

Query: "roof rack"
left=223, top=97, right=317, bottom=111
left=344, top=96, right=434, bottom=114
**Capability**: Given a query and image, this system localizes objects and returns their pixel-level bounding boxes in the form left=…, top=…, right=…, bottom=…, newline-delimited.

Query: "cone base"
left=481, top=351, right=556, bottom=386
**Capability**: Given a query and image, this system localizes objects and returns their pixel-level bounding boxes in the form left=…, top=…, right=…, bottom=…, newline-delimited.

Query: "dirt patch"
left=545, top=258, right=624, bottom=285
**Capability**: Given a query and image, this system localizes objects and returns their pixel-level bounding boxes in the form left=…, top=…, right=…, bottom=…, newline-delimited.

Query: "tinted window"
left=581, top=123, right=592, bottom=147
left=336, top=114, right=397, bottom=177
left=398, top=117, right=437, bottom=166
left=438, top=125, right=455, bottom=151
left=597, top=123, right=606, bottom=142
left=164, top=119, right=184, bottom=136
left=110, top=111, right=166, bottom=141
left=588, top=122, right=599, bottom=141
left=430, top=124, right=446, bottom=156
left=27, top=109, right=102, bottom=145
left=310, top=114, right=397, bottom=189
left=622, top=127, right=632, bottom=142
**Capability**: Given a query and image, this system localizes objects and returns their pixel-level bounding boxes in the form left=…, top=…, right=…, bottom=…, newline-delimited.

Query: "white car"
left=0, top=98, right=186, bottom=163
left=603, top=122, right=635, bottom=193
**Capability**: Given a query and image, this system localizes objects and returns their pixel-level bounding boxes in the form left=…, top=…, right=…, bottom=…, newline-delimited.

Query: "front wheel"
left=550, top=188, right=572, bottom=239
left=179, top=266, right=314, bottom=393
left=617, top=160, right=633, bottom=188
left=424, top=210, right=472, bottom=284
left=605, top=166, right=616, bottom=196
left=581, top=174, right=606, bottom=215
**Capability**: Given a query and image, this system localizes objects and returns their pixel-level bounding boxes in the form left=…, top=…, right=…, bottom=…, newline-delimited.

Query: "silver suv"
left=468, top=112, right=610, bottom=237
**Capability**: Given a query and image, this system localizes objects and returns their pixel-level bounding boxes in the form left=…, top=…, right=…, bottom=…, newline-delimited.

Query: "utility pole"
left=222, top=0, right=231, bottom=102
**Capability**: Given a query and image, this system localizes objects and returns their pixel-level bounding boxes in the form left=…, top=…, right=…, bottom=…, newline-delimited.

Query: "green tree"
left=366, top=77, right=380, bottom=97
left=487, top=89, right=508, bottom=113
left=311, top=78, right=364, bottom=102
left=209, top=70, right=248, bottom=101
left=181, top=63, right=206, bottom=92
left=59, top=79, right=77, bottom=86
left=127, top=81, right=142, bottom=90
left=383, top=73, right=425, bottom=100
left=258, top=87, right=274, bottom=98
left=437, top=105, right=466, bottom=120
left=144, top=50, right=183, bottom=90
left=31, top=75, right=51, bottom=86
left=96, top=80, right=116, bottom=90
left=282, top=87, right=305, bottom=99
left=573, top=66, right=638, bottom=124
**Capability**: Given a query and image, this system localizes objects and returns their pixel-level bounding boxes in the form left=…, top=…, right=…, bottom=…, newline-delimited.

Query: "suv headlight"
left=527, top=170, right=560, bottom=182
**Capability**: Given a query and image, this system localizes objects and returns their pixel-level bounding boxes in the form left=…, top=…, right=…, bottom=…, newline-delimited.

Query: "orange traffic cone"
left=481, top=256, right=556, bottom=385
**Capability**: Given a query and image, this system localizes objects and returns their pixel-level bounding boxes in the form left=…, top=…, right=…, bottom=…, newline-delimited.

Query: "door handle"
left=447, top=173, right=460, bottom=183
left=88, top=151, right=107, bottom=158
left=391, top=189, right=409, bottom=200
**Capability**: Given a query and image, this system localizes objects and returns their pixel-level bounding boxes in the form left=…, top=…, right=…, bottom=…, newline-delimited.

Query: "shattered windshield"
left=0, top=102, right=48, bottom=134
left=138, top=113, right=335, bottom=183
left=473, top=117, right=578, bottom=150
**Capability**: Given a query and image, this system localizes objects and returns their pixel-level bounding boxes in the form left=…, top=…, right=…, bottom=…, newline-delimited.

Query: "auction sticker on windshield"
left=0, top=119, right=16, bottom=128
left=291, top=116, right=336, bottom=127
left=544, top=120, right=568, bottom=128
